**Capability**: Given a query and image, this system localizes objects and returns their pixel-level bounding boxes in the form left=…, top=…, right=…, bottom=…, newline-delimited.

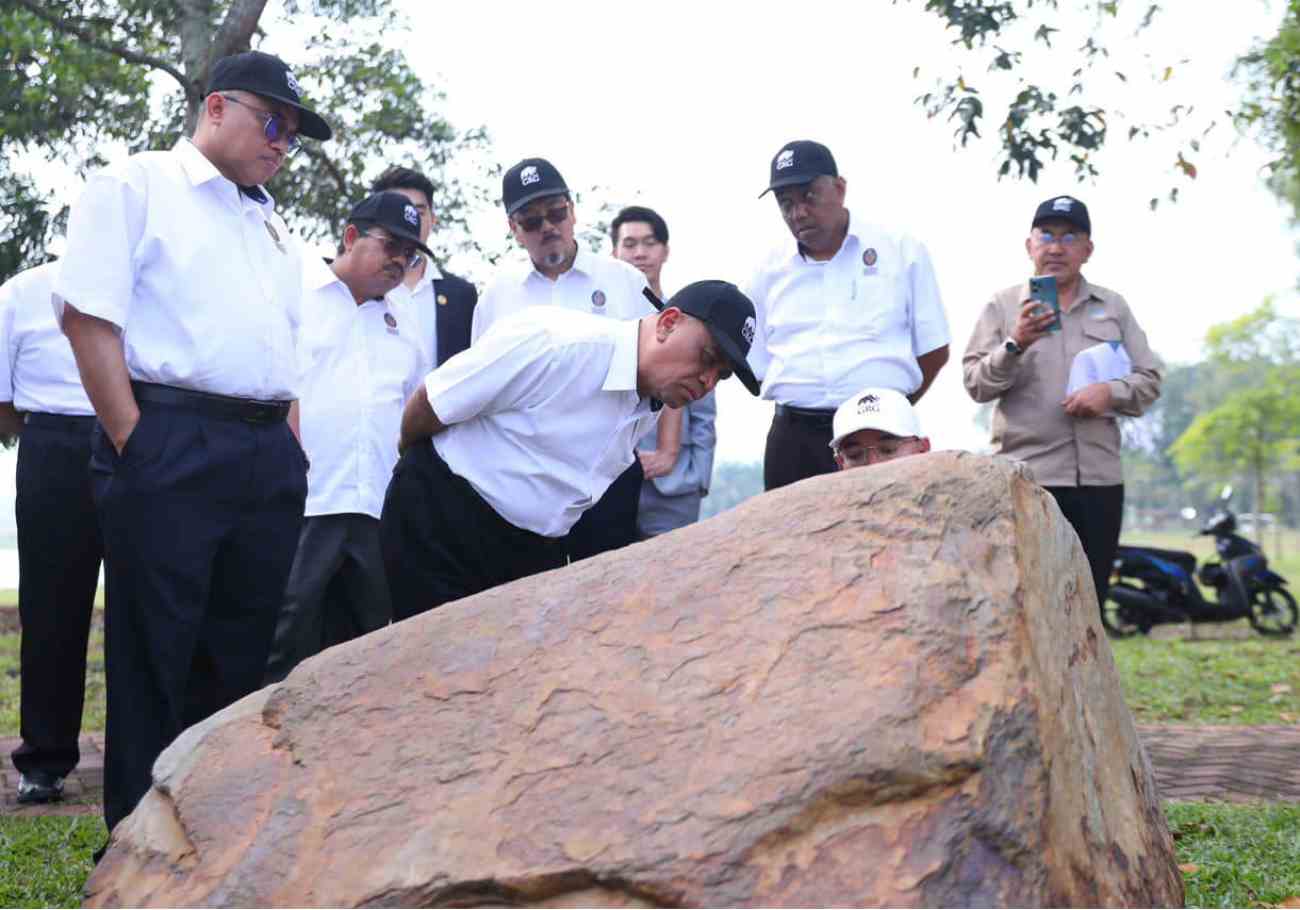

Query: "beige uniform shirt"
left=962, top=278, right=1162, bottom=487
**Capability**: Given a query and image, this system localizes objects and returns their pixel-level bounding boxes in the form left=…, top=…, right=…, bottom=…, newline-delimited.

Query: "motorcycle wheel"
left=1101, top=593, right=1144, bottom=638
left=1248, top=586, right=1298, bottom=637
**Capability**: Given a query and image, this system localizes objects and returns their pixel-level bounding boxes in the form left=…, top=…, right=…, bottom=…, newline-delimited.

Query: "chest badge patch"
left=591, top=290, right=606, bottom=308
left=437, top=294, right=448, bottom=306
left=862, top=248, right=878, bottom=267
left=264, top=219, right=286, bottom=253
left=384, top=312, right=398, bottom=329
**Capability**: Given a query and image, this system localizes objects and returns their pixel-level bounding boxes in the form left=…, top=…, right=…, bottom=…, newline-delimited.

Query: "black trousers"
left=263, top=513, right=392, bottom=685
left=92, top=403, right=306, bottom=833
left=565, top=460, right=644, bottom=562
left=381, top=444, right=566, bottom=621
left=10, top=415, right=103, bottom=780
left=1045, top=484, right=1125, bottom=609
left=763, top=409, right=838, bottom=491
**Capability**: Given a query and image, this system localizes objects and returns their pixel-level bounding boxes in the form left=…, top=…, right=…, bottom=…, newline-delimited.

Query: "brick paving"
left=2, top=726, right=1297, bottom=816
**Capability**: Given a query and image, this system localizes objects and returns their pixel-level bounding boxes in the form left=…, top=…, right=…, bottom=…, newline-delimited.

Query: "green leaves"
left=0, top=0, right=495, bottom=282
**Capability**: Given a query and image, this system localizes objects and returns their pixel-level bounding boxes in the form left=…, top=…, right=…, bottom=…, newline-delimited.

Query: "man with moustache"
left=469, top=158, right=660, bottom=563
left=610, top=205, right=718, bottom=537
left=370, top=165, right=478, bottom=370
left=382, top=280, right=761, bottom=618
left=963, top=195, right=1162, bottom=610
left=746, top=140, right=951, bottom=491
left=264, top=192, right=428, bottom=683
left=54, top=50, right=330, bottom=839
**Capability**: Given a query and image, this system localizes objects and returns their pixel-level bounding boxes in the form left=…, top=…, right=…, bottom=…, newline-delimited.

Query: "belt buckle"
left=242, top=402, right=273, bottom=424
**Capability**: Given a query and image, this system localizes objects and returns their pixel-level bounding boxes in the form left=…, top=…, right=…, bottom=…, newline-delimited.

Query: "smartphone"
left=1029, top=275, right=1061, bottom=333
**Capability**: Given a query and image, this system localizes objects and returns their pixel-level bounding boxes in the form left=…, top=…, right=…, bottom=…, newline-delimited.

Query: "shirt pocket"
left=856, top=265, right=908, bottom=340
left=1082, top=318, right=1122, bottom=345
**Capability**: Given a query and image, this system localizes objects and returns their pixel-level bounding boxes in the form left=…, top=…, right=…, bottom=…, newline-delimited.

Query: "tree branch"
left=304, top=142, right=350, bottom=199
left=209, top=0, right=271, bottom=63
left=11, top=0, right=190, bottom=94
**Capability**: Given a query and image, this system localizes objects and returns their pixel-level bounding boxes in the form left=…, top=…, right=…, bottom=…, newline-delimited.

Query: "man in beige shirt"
left=963, top=195, right=1162, bottom=610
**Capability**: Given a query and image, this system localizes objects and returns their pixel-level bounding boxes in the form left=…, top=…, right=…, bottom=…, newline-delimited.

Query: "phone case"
left=1029, top=276, right=1062, bottom=333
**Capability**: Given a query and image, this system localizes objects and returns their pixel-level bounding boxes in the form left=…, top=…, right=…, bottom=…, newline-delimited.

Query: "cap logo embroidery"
left=284, top=70, right=302, bottom=99
left=403, top=204, right=420, bottom=227
left=857, top=393, right=881, bottom=414
left=776, top=149, right=795, bottom=170
left=521, top=165, right=540, bottom=187
left=862, top=248, right=878, bottom=267
left=741, top=316, right=755, bottom=345
left=591, top=290, right=606, bottom=308
left=1052, top=197, right=1073, bottom=212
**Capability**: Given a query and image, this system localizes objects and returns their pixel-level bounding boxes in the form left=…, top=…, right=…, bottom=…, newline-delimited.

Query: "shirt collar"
left=518, top=244, right=590, bottom=285
left=173, top=138, right=277, bottom=211
left=307, top=256, right=341, bottom=292
left=600, top=319, right=663, bottom=411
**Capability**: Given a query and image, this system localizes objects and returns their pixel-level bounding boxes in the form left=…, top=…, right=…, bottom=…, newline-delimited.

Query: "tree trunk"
left=177, top=0, right=269, bottom=133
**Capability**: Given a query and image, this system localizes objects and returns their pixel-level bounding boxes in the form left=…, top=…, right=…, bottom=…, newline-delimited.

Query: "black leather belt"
left=775, top=403, right=836, bottom=428
left=131, top=382, right=290, bottom=424
left=24, top=412, right=97, bottom=432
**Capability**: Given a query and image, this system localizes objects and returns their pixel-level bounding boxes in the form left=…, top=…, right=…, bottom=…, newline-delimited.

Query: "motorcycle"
left=1103, top=486, right=1297, bottom=638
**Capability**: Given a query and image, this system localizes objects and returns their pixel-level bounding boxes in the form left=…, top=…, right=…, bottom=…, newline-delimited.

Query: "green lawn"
left=1, top=805, right=1295, bottom=908
left=0, top=614, right=105, bottom=739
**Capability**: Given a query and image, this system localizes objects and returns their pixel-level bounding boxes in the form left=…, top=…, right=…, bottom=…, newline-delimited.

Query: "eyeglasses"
left=514, top=204, right=570, bottom=233
left=221, top=94, right=302, bottom=157
left=837, top=438, right=922, bottom=465
left=361, top=232, right=421, bottom=269
left=1033, top=230, right=1084, bottom=248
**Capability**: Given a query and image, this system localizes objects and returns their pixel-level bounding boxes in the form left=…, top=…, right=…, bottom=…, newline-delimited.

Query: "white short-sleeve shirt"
left=0, top=262, right=93, bottom=416
left=428, top=307, right=660, bottom=537
left=297, top=258, right=425, bottom=520
left=745, top=213, right=950, bottom=409
left=470, top=246, right=651, bottom=343
left=52, top=139, right=304, bottom=400
left=384, top=261, right=440, bottom=374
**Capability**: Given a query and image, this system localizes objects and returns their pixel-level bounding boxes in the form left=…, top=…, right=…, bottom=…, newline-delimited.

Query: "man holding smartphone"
left=961, top=196, right=1163, bottom=613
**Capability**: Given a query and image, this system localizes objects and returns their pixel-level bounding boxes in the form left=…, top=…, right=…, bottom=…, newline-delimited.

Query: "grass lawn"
left=0, top=805, right=1295, bottom=908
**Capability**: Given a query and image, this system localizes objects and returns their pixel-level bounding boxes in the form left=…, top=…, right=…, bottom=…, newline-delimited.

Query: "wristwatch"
left=1004, top=337, right=1023, bottom=356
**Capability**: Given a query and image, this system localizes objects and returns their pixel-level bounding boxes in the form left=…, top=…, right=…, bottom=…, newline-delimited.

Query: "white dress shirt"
left=428, top=307, right=660, bottom=537
left=470, top=246, right=651, bottom=343
left=298, top=258, right=424, bottom=519
left=53, top=139, right=304, bottom=401
left=384, top=260, right=441, bottom=373
left=0, top=262, right=93, bottom=415
left=745, top=213, right=950, bottom=409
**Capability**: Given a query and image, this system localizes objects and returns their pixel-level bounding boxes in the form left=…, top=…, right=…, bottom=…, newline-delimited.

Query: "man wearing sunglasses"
left=264, top=192, right=428, bottom=684
left=53, top=50, right=331, bottom=843
left=467, top=158, right=659, bottom=566
left=963, top=195, right=1163, bottom=612
left=382, top=280, right=761, bottom=620
left=371, top=165, right=478, bottom=372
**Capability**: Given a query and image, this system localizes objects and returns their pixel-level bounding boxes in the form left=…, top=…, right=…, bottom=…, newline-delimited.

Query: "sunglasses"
left=221, top=94, right=302, bottom=157
left=514, top=204, right=570, bottom=233
left=361, top=231, right=421, bottom=269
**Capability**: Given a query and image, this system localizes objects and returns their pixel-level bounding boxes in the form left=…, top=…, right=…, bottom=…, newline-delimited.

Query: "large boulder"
left=85, top=452, right=1182, bottom=907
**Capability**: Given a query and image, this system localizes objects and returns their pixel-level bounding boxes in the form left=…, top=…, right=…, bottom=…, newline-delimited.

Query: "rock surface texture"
left=86, top=452, right=1183, bottom=908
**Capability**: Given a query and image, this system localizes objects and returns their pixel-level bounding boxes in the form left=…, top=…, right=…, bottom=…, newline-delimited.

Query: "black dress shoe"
left=16, top=770, right=66, bottom=805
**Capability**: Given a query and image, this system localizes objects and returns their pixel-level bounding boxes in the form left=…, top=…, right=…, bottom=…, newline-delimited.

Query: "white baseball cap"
left=830, top=387, right=923, bottom=449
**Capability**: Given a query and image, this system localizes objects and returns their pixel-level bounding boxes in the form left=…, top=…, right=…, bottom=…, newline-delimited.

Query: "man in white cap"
left=829, top=387, right=931, bottom=470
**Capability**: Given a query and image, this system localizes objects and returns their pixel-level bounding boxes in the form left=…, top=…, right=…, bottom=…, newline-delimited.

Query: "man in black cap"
left=381, top=281, right=760, bottom=618
left=467, top=157, right=667, bottom=567
left=746, top=139, right=951, bottom=491
left=54, top=49, right=330, bottom=838
left=264, top=192, right=429, bottom=683
left=370, top=165, right=479, bottom=371
left=963, top=195, right=1163, bottom=611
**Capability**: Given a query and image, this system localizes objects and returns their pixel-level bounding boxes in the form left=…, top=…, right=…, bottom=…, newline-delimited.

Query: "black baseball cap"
left=1031, top=195, right=1091, bottom=234
left=760, top=140, right=838, bottom=197
left=502, top=158, right=569, bottom=215
left=347, top=191, right=434, bottom=257
left=643, top=281, right=761, bottom=396
left=207, top=51, right=331, bottom=141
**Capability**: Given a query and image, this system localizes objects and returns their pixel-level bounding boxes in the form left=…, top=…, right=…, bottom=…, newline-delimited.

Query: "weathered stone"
left=85, top=451, right=1182, bottom=908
